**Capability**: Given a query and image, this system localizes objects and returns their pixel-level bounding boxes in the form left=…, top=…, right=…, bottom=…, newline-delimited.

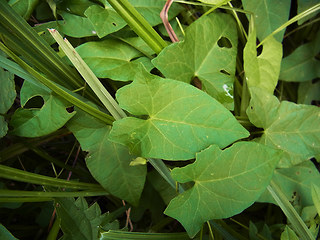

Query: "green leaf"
left=57, top=11, right=97, bottom=38
left=57, top=0, right=94, bottom=16
left=242, top=0, right=291, bottom=42
left=297, top=0, right=319, bottom=24
left=67, top=109, right=146, bottom=206
left=0, top=224, right=18, bottom=240
left=280, top=32, right=320, bottom=82
left=259, top=161, right=320, bottom=208
left=244, top=29, right=282, bottom=95
left=311, top=184, right=320, bottom=215
left=84, top=5, right=126, bottom=38
left=0, top=68, right=15, bottom=114
left=0, top=67, right=16, bottom=138
left=247, top=88, right=320, bottom=167
left=55, top=197, right=102, bottom=240
left=10, top=81, right=75, bottom=137
left=8, top=0, right=39, bottom=20
left=128, top=0, right=183, bottom=26
left=76, top=39, right=153, bottom=81
left=33, top=21, right=64, bottom=45
left=109, top=70, right=249, bottom=160
left=298, top=81, right=320, bottom=104
left=152, top=13, right=238, bottom=110
left=281, top=226, right=300, bottom=240
left=198, top=0, right=228, bottom=4
left=165, top=142, right=281, bottom=237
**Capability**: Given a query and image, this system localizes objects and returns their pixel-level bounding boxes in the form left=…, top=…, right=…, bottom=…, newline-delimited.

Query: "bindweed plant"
left=0, top=0, right=319, bottom=239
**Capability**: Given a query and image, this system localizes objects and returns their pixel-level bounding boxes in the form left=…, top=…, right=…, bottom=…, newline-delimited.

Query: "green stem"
left=47, top=217, right=61, bottom=240
left=0, top=164, right=103, bottom=190
left=0, top=189, right=108, bottom=198
left=0, top=197, right=54, bottom=202
left=106, top=0, right=167, bottom=54
left=267, top=180, right=314, bottom=240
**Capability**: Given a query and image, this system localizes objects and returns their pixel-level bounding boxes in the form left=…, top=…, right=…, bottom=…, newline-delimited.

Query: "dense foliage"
left=0, top=0, right=319, bottom=239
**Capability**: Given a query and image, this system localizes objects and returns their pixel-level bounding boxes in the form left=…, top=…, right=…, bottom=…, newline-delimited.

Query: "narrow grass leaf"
left=100, top=230, right=189, bottom=240
left=109, top=69, right=249, bottom=160
left=165, top=142, right=281, bottom=237
left=49, top=29, right=126, bottom=120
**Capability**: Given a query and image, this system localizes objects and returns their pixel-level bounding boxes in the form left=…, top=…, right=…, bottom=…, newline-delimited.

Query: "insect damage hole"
left=191, top=76, right=202, bottom=89
left=112, top=22, right=117, bottom=26
left=220, top=69, right=231, bottom=75
left=217, top=37, right=232, bottom=48
left=24, top=96, right=44, bottom=109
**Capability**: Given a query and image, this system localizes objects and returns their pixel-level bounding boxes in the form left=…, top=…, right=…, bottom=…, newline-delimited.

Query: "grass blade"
left=100, top=230, right=189, bottom=240
left=48, top=29, right=126, bottom=120
left=0, top=190, right=108, bottom=198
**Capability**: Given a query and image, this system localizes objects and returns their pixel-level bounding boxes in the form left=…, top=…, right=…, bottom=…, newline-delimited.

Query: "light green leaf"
left=84, top=5, right=126, bottom=38
left=56, top=197, right=102, bottom=240
left=280, top=32, right=320, bottom=82
left=109, top=70, right=249, bottom=160
left=281, top=226, right=299, bottom=240
left=311, top=184, right=320, bottom=215
left=8, top=0, right=39, bottom=20
left=165, top=142, right=281, bottom=237
left=76, top=39, right=153, bottom=81
left=0, top=67, right=16, bottom=138
left=259, top=161, right=320, bottom=208
left=0, top=224, right=18, bottom=240
left=298, top=81, right=320, bottom=104
left=0, top=68, right=15, bottom=114
left=247, top=88, right=320, bottom=167
left=244, top=29, right=282, bottom=95
left=10, top=81, right=75, bottom=137
left=152, top=13, right=238, bottom=110
left=57, top=0, right=94, bottom=16
left=57, top=11, right=97, bottom=38
left=297, top=0, right=319, bottom=24
left=242, top=0, right=291, bottom=42
left=67, top=109, right=146, bottom=206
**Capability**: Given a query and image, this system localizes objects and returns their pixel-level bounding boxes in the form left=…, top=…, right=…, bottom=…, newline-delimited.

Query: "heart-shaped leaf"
left=109, top=70, right=249, bottom=160
left=165, top=142, right=281, bottom=237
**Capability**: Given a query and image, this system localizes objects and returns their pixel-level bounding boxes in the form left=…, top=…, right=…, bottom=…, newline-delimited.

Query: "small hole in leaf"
left=250, top=106, right=253, bottom=110
left=217, top=37, right=232, bottom=48
left=220, top=69, right=230, bottom=75
left=191, top=77, right=202, bottom=89
left=24, top=96, right=44, bottom=109
left=257, top=45, right=263, bottom=56
left=66, top=106, right=74, bottom=113
left=112, top=22, right=117, bottom=26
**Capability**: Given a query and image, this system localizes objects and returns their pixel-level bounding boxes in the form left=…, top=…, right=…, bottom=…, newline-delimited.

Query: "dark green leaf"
left=152, top=13, right=238, bottom=110
left=8, top=0, right=39, bottom=20
left=0, top=224, right=18, bottom=240
left=242, top=0, right=291, bottom=42
left=297, top=0, right=319, bottom=24
left=280, top=32, right=320, bottom=82
left=109, top=70, right=249, bottom=160
left=165, top=142, right=281, bottom=237
left=10, top=81, right=75, bottom=137
left=67, top=109, right=146, bottom=206
left=0, top=68, right=15, bottom=114
left=55, top=197, right=102, bottom=240
left=298, top=81, right=320, bottom=104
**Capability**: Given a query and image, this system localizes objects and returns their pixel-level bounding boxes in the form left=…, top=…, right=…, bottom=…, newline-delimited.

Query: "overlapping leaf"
left=55, top=197, right=102, bottom=240
left=281, top=226, right=299, bottom=240
left=109, top=70, right=249, bottom=160
left=244, top=29, right=282, bottom=95
left=242, top=0, right=291, bottom=42
left=8, top=0, right=38, bottom=20
left=10, top=81, right=75, bottom=137
left=152, top=13, right=238, bottom=110
left=247, top=88, right=320, bottom=167
left=259, top=161, right=320, bottom=208
left=298, top=81, right=320, bottom=104
left=280, top=32, right=320, bottom=82
left=165, top=142, right=281, bottom=237
left=0, top=67, right=15, bottom=138
left=67, top=109, right=146, bottom=206
left=76, top=39, right=153, bottom=81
